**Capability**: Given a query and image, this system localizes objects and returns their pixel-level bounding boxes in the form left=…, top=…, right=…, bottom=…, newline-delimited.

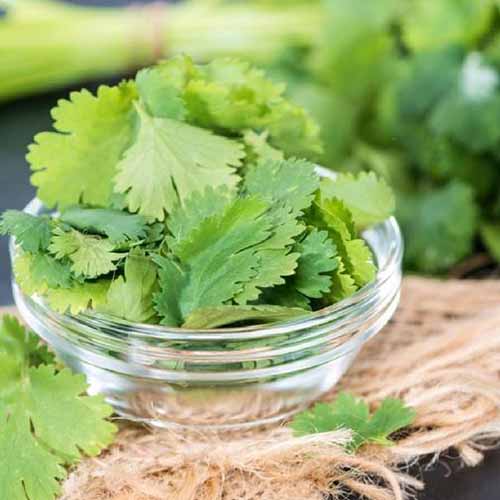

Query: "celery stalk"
left=0, top=0, right=321, bottom=101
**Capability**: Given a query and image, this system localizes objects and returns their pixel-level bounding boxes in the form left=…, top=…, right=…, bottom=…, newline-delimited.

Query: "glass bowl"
left=11, top=186, right=402, bottom=430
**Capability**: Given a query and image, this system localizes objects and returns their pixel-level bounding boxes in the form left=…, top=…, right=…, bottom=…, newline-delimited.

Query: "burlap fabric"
left=4, top=276, right=500, bottom=499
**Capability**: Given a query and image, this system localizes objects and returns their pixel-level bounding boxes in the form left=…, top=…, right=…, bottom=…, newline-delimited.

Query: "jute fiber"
left=4, top=276, right=500, bottom=499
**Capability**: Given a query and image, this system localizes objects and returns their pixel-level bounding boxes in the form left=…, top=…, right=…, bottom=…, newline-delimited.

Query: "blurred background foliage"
left=2, top=0, right=500, bottom=274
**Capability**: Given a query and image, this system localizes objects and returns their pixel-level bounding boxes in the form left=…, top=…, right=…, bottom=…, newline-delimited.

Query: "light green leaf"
left=183, top=304, right=308, bottom=329
left=398, top=182, right=478, bottom=273
left=321, top=172, right=395, bottom=229
left=60, top=207, right=147, bottom=243
left=0, top=211, right=52, bottom=253
left=49, top=228, right=122, bottom=279
left=154, top=197, right=272, bottom=325
left=46, top=281, right=110, bottom=315
left=244, top=158, right=320, bottom=216
left=292, top=229, right=338, bottom=298
left=290, top=392, right=415, bottom=452
left=103, top=253, right=158, bottom=323
left=13, top=252, right=73, bottom=296
left=167, top=186, right=234, bottom=244
left=28, top=83, right=137, bottom=208
left=0, top=315, right=116, bottom=500
left=114, top=105, right=244, bottom=220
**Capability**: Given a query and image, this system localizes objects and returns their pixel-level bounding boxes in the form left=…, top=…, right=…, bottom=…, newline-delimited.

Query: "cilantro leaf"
left=292, top=229, right=338, bottom=298
left=46, top=281, right=110, bottom=315
left=183, top=304, right=308, bottom=329
left=13, top=252, right=73, bottom=296
left=185, top=57, right=284, bottom=131
left=0, top=210, right=52, bottom=253
left=0, top=315, right=116, bottom=500
left=60, top=207, right=147, bottom=243
left=243, top=130, right=284, bottom=164
left=154, top=197, right=272, bottom=325
left=310, top=196, right=376, bottom=291
left=49, top=228, right=122, bottom=279
left=397, top=182, right=479, bottom=273
left=320, top=172, right=395, bottom=229
left=30, top=253, right=73, bottom=289
left=114, top=104, right=244, bottom=220
left=28, top=83, right=137, bottom=208
left=290, top=392, right=415, bottom=452
left=243, top=158, right=320, bottom=216
left=136, top=58, right=190, bottom=120
left=167, top=186, right=234, bottom=244
left=102, top=253, right=158, bottom=323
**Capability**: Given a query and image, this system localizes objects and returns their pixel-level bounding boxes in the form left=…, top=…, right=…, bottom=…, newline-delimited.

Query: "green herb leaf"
left=60, top=207, right=147, bottom=243
left=13, top=252, right=73, bottom=295
left=183, top=304, right=308, bottom=329
left=0, top=210, right=52, bottom=253
left=292, top=229, right=338, bottom=298
left=114, top=105, right=244, bottom=220
left=244, top=158, right=320, bottom=216
left=28, top=83, right=137, bottom=208
left=290, top=392, right=416, bottom=452
left=154, top=197, right=272, bottom=325
left=320, top=172, right=395, bottom=229
left=46, top=281, right=110, bottom=315
left=102, top=253, right=158, bottom=323
left=397, top=182, right=478, bottom=273
left=0, top=315, right=116, bottom=500
left=49, top=228, right=122, bottom=279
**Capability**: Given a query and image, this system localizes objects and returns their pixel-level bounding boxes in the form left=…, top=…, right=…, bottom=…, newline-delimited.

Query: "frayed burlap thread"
left=5, top=276, right=500, bottom=500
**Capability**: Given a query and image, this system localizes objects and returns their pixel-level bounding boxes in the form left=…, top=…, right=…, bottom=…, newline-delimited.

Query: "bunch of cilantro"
left=1, top=55, right=394, bottom=328
left=253, top=0, right=500, bottom=274
left=0, top=314, right=116, bottom=500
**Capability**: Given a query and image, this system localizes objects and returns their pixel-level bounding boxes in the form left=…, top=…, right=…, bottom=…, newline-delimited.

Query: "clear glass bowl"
left=11, top=190, right=402, bottom=430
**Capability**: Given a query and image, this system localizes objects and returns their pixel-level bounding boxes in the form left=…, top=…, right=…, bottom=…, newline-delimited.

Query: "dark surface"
left=1, top=1, right=500, bottom=497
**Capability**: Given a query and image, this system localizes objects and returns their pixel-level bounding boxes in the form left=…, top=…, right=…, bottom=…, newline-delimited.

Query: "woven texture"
left=5, top=276, right=500, bottom=500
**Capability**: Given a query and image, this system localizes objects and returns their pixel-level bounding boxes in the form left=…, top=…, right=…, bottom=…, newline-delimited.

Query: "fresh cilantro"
left=0, top=315, right=116, bottom=500
left=154, top=197, right=272, bottom=325
left=183, top=304, right=308, bottom=329
left=0, top=210, right=52, bottom=253
left=49, top=228, right=122, bottom=279
left=243, top=158, right=320, bottom=216
left=320, top=172, right=395, bottom=229
left=60, top=207, right=147, bottom=243
left=102, top=253, right=158, bottom=323
left=397, top=182, right=479, bottom=273
left=13, top=252, right=73, bottom=295
left=6, top=58, right=396, bottom=327
left=28, top=82, right=137, bottom=208
left=311, top=196, right=376, bottom=292
left=292, top=229, right=338, bottom=298
left=114, top=104, right=244, bottom=220
left=167, top=186, right=234, bottom=244
left=46, top=281, right=110, bottom=315
left=290, top=392, right=416, bottom=452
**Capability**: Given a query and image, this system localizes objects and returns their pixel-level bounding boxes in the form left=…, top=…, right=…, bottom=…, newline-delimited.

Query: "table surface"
left=2, top=35, right=500, bottom=500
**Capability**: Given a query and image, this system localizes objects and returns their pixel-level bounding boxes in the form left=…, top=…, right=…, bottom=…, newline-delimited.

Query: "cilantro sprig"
left=2, top=56, right=395, bottom=328
left=290, top=392, right=416, bottom=452
left=0, top=315, right=116, bottom=500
